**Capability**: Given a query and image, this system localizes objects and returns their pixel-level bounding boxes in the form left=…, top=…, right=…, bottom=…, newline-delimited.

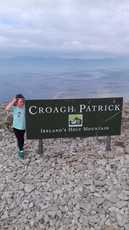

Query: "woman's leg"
left=13, top=128, right=25, bottom=151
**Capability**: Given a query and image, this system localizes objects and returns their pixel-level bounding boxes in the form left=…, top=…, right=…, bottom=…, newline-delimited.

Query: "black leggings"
left=13, top=128, right=25, bottom=151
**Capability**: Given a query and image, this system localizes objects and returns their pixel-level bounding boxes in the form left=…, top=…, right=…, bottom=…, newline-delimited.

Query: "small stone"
left=29, top=202, right=34, bottom=208
left=124, top=224, right=129, bottom=230
left=118, top=190, right=129, bottom=201
left=1, top=210, right=8, bottom=219
left=124, top=144, right=129, bottom=154
left=102, top=225, right=118, bottom=230
left=104, top=191, right=118, bottom=203
left=24, top=184, right=34, bottom=193
left=116, top=212, right=128, bottom=227
left=115, top=201, right=127, bottom=209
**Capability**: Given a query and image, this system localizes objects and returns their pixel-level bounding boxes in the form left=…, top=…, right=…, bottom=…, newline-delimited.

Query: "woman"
left=5, top=94, right=26, bottom=159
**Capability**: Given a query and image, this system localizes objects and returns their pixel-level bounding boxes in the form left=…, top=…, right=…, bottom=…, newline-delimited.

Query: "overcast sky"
left=0, top=0, right=129, bottom=57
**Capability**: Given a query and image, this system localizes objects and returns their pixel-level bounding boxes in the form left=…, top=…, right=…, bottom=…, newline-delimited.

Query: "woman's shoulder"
left=12, top=106, right=20, bottom=112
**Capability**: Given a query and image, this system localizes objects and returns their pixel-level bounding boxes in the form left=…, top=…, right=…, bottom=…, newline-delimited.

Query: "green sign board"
left=25, top=97, right=123, bottom=139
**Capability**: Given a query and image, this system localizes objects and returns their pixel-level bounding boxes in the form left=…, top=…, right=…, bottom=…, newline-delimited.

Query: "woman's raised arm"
left=5, top=97, right=17, bottom=112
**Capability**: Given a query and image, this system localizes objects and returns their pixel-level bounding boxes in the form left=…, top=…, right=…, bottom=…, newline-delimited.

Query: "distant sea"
left=1, top=56, right=129, bottom=102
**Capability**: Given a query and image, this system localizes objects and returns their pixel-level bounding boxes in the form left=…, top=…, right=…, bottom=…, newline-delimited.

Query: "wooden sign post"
left=106, top=136, right=111, bottom=151
left=38, top=139, right=43, bottom=155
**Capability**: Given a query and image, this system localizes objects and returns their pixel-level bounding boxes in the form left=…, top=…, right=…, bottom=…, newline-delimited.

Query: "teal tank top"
left=12, top=106, right=25, bottom=130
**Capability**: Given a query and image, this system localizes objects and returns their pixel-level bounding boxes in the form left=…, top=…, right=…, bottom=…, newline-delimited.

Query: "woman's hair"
left=16, top=94, right=25, bottom=100
left=14, top=94, right=25, bottom=106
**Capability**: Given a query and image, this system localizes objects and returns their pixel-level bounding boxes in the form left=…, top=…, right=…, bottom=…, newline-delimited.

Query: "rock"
left=102, top=225, right=118, bottom=230
left=124, top=144, right=129, bottom=154
left=94, top=180, right=106, bottom=187
left=104, top=191, right=118, bottom=203
left=124, top=224, right=129, bottom=230
left=118, top=190, right=129, bottom=201
left=1, top=210, right=8, bottom=220
left=24, top=184, right=35, bottom=193
left=29, top=202, right=34, bottom=208
left=116, top=212, right=128, bottom=227
left=115, top=200, right=128, bottom=209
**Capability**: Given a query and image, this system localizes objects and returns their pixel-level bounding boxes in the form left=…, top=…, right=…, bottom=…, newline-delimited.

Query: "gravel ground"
left=0, top=102, right=129, bottom=230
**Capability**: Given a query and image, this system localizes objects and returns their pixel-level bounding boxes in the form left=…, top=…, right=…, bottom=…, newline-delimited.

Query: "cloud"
left=0, top=0, right=129, bottom=56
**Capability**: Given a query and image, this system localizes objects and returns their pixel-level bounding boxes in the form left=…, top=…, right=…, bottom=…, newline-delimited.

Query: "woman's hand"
left=12, top=97, right=17, bottom=104
left=5, top=96, right=17, bottom=111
